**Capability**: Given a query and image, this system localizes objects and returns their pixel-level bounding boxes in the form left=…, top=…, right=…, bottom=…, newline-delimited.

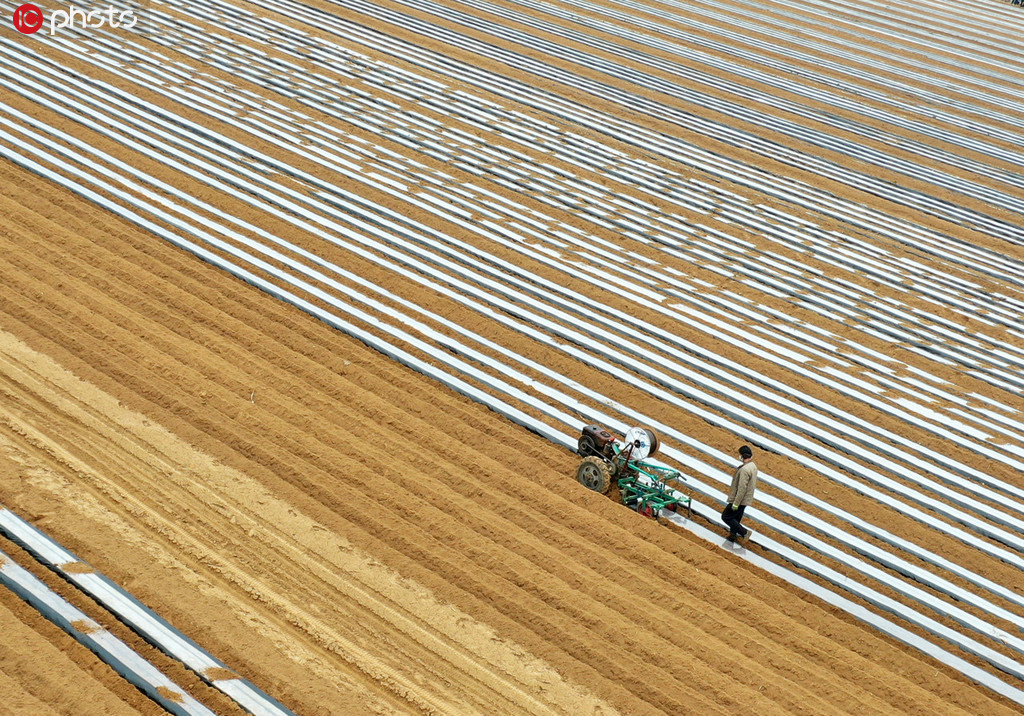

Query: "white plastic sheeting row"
left=0, top=547, right=217, bottom=716
left=0, top=509, right=294, bottom=716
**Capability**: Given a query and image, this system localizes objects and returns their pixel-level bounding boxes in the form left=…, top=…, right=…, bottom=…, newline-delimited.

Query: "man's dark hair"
left=739, top=445, right=753, bottom=459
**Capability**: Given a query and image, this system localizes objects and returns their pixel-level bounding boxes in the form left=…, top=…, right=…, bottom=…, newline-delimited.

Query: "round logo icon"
left=13, top=4, right=43, bottom=34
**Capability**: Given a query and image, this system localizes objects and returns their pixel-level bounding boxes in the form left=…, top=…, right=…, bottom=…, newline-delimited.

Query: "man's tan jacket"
left=727, top=461, right=758, bottom=506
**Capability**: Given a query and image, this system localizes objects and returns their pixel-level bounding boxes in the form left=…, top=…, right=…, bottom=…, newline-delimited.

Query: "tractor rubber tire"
left=577, top=456, right=612, bottom=494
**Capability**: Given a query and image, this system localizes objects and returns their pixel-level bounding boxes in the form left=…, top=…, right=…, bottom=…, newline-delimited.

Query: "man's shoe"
left=740, top=529, right=754, bottom=545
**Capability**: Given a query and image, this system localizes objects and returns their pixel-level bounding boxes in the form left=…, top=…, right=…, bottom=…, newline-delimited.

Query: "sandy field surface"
left=1, top=0, right=1023, bottom=713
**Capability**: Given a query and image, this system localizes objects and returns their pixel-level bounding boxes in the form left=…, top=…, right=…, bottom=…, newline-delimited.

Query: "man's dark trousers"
left=722, top=504, right=748, bottom=539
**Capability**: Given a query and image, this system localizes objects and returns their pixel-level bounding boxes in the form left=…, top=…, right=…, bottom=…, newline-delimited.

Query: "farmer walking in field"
left=722, top=445, right=758, bottom=544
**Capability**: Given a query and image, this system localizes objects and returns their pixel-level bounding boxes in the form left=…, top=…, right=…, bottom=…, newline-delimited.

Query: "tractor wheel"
left=577, top=433, right=597, bottom=457
left=577, top=456, right=612, bottom=494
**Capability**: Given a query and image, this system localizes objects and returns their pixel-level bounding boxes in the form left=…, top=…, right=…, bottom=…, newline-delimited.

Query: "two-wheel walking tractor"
left=575, top=424, right=691, bottom=519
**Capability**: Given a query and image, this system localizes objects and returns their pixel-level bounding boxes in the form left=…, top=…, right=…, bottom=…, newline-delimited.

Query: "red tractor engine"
left=577, top=424, right=617, bottom=459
